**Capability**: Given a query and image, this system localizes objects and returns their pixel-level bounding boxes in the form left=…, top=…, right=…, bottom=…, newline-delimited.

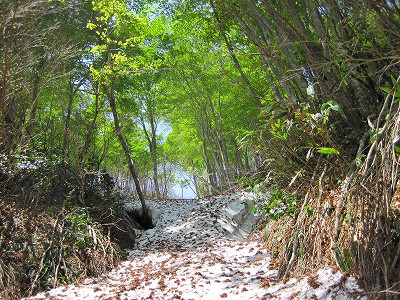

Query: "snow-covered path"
left=26, top=194, right=367, bottom=300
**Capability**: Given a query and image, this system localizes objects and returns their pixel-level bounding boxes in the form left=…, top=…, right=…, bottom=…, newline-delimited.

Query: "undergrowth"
left=0, top=151, right=139, bottom=299
left=244, top=76, right=400, bottom=299
left=0, top=200, right=118, bottom=299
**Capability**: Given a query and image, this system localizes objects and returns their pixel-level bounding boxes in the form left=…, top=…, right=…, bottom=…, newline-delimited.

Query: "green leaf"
left=317, top=147, right=340, bottom=155
left=304, top=205, right=313, bottom=216
left=321, top=100, right=346, bottom=118
left=391, top=75, right=397, bottom=87
left=86, top=22, right=97, bottom=30
left=330, top=104, right=346, bottom=118
left=380, top=87, right=393, bottom=95
left=321, top=102, right=330, bottom=114
left=381, top=80, right=400, bottom=100
left=394, top=145, right=400, bottom=156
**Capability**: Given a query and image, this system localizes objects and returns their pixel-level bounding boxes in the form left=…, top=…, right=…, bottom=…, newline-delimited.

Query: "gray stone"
left=148, top=207, right=162, bottom=227
left=217, top=193, right=258, bottom=240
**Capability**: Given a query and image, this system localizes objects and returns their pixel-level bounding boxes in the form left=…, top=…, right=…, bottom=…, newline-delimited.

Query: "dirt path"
left=26, top=194, right=367, bottom=300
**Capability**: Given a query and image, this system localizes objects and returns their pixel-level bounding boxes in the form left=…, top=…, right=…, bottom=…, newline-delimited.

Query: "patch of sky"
left=171, top=171, right=197, bottom=199
left=157, top=121, right=197, bottom=199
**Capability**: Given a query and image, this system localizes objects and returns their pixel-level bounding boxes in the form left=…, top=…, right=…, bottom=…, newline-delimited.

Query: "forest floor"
left=25, top=194, right=367, bottom=300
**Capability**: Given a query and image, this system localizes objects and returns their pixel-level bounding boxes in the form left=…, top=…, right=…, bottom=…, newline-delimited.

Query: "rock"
left=217, top=193, right=258, bottom=240
left=148, top=207, right=162, bottom=227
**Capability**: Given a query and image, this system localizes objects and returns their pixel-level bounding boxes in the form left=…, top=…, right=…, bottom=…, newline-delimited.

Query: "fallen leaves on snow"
left=24, top=194, right=367, bottom=300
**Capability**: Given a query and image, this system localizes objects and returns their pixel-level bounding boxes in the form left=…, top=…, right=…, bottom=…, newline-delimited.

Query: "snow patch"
left=24, top=193, right=367, bottom=300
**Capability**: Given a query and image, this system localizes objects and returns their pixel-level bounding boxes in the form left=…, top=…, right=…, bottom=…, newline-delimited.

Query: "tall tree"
left=0, top=0, right=83, bottom=155
left=87, top=0, right=152, bottom=226
left=157, top=2, right=261, bottom=195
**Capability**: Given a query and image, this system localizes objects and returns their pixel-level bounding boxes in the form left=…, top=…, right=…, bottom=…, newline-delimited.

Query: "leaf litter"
left=24, top=193, right=367, bottom=299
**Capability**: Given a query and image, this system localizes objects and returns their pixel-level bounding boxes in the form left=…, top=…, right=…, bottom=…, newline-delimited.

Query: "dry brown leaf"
left=260, top=278, right=270, bottom=288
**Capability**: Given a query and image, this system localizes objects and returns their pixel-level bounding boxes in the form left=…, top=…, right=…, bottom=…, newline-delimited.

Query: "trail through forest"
left=25, top=194, right=367, bottom=300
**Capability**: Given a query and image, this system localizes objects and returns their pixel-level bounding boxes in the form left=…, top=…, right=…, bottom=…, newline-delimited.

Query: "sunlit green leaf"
left=317, top=147, right=340, bottom=155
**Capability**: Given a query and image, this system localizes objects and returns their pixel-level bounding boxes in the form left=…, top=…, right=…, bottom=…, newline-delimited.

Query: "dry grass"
left=262, top=76, right=400, bottom=299
left=0, top=199, right=119, bottom=299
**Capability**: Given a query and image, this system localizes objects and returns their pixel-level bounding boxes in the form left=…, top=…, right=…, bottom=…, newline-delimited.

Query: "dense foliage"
left=1, top=0, right=400, bottom=298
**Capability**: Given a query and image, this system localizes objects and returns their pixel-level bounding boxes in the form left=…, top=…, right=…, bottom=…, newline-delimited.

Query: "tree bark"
left=140, top=113, right=161, bottom=199
left=210, top=0, right=262, bottom=108
left=62, top=78, right=84, bottom=161
left=107, top=80, right=151, bottom=227
left=78, top=83, right=101, bottom=166
left=0, top=33, right=13, bottom=155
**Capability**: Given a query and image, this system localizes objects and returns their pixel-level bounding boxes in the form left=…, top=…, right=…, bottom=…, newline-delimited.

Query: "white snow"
left=24, top=193, right=367, bottom=300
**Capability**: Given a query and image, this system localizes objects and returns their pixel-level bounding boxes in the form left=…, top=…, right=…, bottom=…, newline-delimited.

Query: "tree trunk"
left=232, top=137, right=244, bottom=177
left=210, top=0, right=262, bottom=108
left=149, top=115, right=161, bottom=199
left=193, top=175, right=200, bottom=198
left=201, top=135, right=217, bottom=195
left=78, top=83, right=101, bottom=166
left=140, top=114, right=161, bottom=199
left=0, top=35, right=12, bottom=155
left=62, top=79, right=76, bottom=161
left=107, top=81, right=152, bottom=228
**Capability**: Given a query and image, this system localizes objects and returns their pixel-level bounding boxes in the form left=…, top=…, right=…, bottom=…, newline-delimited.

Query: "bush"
left=0, top=151, right=140, bottom=298
left=254, top=185, right=297, bottom=221
left=0, top=199, right=119, bottom=299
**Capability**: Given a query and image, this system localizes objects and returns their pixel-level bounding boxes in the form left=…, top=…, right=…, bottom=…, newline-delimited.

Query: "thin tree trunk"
left=107, top=80, right=151, bottom=227
left=149, top=115, right=160, bottom=199
left=210, top=0, right=262, bottom=108
left=0, top=35, right=12, bottom=155
left=78, top=84, right=101, bottom=166
left=140, top=114, right=161, bottom=199
left=201, top=133, right=217, bottom=194
left=193, top=175, right=200, bottom=198
left=25, top=55, right=46, bottom=141
left=209, top=92, right=230, bottom=182
left=63, top=78, right=84, bottom=161
left=232, top=137, right=244, bottom=177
